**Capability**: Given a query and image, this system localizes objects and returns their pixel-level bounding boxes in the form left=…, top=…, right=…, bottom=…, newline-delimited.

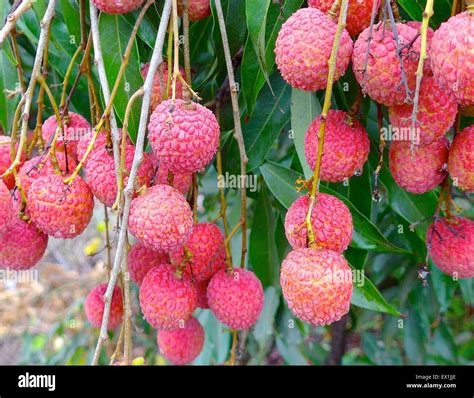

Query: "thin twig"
left=0, top=0, right=33, bottom=46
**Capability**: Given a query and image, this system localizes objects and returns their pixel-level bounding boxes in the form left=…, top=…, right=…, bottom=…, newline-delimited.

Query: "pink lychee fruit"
left=389, top=137, right=449, bottom=194
left=76, top=130, right=131, bottom=164
left=139, top=265, right=197, bottom=330
left=430, top=11, right=474, bottom=107
left=0, top=181, right=12, bottom=233
left=0, top=135, right=26, bottom=189
left=389, top=76, right=458, bottom=145
left=308, top=0, right=380, bottom=37
left=207, top=268, right=264, bottom=330
left=448, top=126, right=474, bottom=192
left=280, top=248, right=353, bottom=326
left=85, top=284, right=123, bottom=329
left=352, top=22, right=421, bottom=106
left=141, top=62, right=184, bottom=110
left=304, top=110, right=370, bottom=182
left=170, top=223, right=226, bottom=282
left=92, top=0, right=144, bottom=14
left=157, top=317, right=205, bottom=365
left=275, top=8, right=353, bottom=91
left=285, top=193, right=353, bottom=252
left=178, top=0, right=211, bottom=21
left=128, top=184, right=194, bottom=252
left=148, top=99, right=220, bottom=174
left=154, top=162, right=192, bottom=195
left=127, top=243, right=169, bottom=286
left=195, top=280, right=209, bottom=309
left=28, top=174, right=94, bottom=238
left=427, top=216, right=474, bottom=279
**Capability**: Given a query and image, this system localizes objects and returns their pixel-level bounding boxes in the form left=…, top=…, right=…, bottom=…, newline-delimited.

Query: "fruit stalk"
left=0, top=0, right=33, bottom=46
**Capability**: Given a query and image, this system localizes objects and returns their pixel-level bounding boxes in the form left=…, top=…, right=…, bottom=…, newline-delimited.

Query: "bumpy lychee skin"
left=139, top=265, right=197, bottom=330
left=353, top=22, right=421, bottom=106
left=170, top=223, right=226, bottom=282
left=157, top=317, right=205, bottom=365
left=85, top=145, right=154, bottom=207
left=92, top=0, right=143, bottom=14
left=280, top=248, right=352, bottom=326
left=195, top=280, right=209, bottom=309
left=308, top=0, right=380, bottom=36
left=128, top=243, right=169, bottom=286
left=305, top=110, right=370, bottom=182
left=0, top=181, right=12, bottom=233
left=389, top=137, right=449, bottom=194
left=275, top=8, right=353, bottom=91
left=389, top=77, right=457, bottom=145
left=155, top=162, right=192, bottom=195
left=430, top=11, right=474, bottom=107
left=207, top=268, right=264, bottom=330
left=128, top=184, right=194, bottom=252
left=28, top=174, right=94, bottom=239
left=178, top=0, right=211, bottom=22
left=148, top=99, right=220, bottom=174
left=448, top=126, right=474, bottom=192
left=427, top=217, right=474, bottom=279
left=85, top=284, right=123, bottom=330
left=42, top=112, right=91, bottom=158
left=141, top=63, right=184, bottom=110
left=0, top=216, right=48, bottom=270
left=285, top=194, right=353, bottom=252
left=76, top=129, right=130, bottom=164
left=0, top=135, right=26, bottom=189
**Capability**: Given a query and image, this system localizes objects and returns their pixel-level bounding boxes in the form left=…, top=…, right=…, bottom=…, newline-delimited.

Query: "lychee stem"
left=0, top=0, right=33, bottom=47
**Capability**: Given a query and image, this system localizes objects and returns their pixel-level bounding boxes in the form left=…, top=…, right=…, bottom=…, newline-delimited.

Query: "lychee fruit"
left=85, top=284, right=123, bottom=330
left=28, top=174, right=94, bottom=239
left=275, top=8, right=353, bottom=91
left=389, top=76, right=458, bottom=145
left=148, top=99, right=220, bottom=174
left=0, top=135, right=26, bottom=189
left=139, top=265, right=197, bottom=330
left=448, top=126, right=473, bottom=192
left=308, top=0, right=380, bottom=37
left=352, top=22, right=421, bottom=106
left=304, top=110, right=370, bottom=182
left=141, top=62, right=184, bottom=110
left=157, top=317, right=205, bottom=365
left=170, top=223, right=226, bottom=282
left=42, top=112, right=91, bottom=158
left=0, top=216, right=48, bottom=270
left=127, top=243, right=169, bottom=286
left=128, top=184, right=194, bottom=252
left=430, top=11, right=474, bottom=107
left=389, top=137, right=449, bottom=194
left=427, top=216, right=474, bottom=279
left=0, top=181, right=12, bottom=233
left=405, top=21, right=435, bottom=75
left=207, top=268, right=264, bottom=330
left=178, top=0, right=211, bottom=21
left=155, top=162, right=192, bottom=195
left=280, top=248, right=353, bottom=326
left=195, top=280, right=209, bottom=309
left=285, top=193, right=353, bottom=252
left=91, top=0, right=144, bottom=14
left=85, top=144, right=154, bottom=207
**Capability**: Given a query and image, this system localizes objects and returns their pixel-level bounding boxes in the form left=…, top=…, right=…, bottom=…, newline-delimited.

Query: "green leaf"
left=260, top=161, right=300, bottom=209
left=404, top=310, right=427, bottom=364
left=253, top=287, right=280, bottom=354
left=398, top=0, right=454, bottom=29
left=59, top=0, right=82, bottom=46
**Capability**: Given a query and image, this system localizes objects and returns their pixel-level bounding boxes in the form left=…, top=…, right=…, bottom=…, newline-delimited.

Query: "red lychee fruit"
left=127, top=243, right=169, bottom=286
left=280, top=248, right=353, bottom=326
left=304, top=110, right=370, bottom=182
left=430, top=11, right=474, bottom=107
left=448, top=126, right=474, bottom=192
left=207, top=268, right=264, bottom=330
left=427, top=217, right=474, bottom=279
left=141, top=62, right=184, bottom=110
left=195, top=280, right=209, bottom=309
left=154, top=162, right=192, bottom=195
left=285, top=193, right=353, bottom=252
left=275, top=8, right=353, bottom=91
left=128, top=184, right=194, bottom=252
left=170, top=223, right=226, bottom=282
left=0, top=181, right=12, bottom=233
left=157, top=317, right=205, bottom=365
left=85, top=284, right=123, bottom=330
left=352, top=22, right=421, bottom=106
left=389, top=76, right=457, bottom=145
left=28, top=174, right=94, bottom=239
left=148, top=99, right=220, bottom=174
left=178, top=0, right=211, bottom=21
left=0, top=216, right=48, bottom=270
left=139, top=265, right=197, bottom=330
left=92, top=0, right=144, bottom=14
left=0, top=135, right=26, bottom=189
left=308, top=0, right=380, bottom=37
left=42, top=112, right=91, bottom=158
left=389, top=137, right=449, bottom=194
left=85, top=144, right=154, bottom=207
